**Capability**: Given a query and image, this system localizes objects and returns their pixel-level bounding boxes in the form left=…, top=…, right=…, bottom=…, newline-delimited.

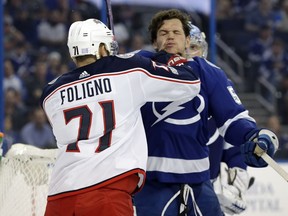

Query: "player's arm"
left=130, top=52, right=200, bottom=103
left=224, top=121, right=279, bottom=168
left=198, top=57, right=279, bottom=168
left=222, top=144, right=247, bottom=170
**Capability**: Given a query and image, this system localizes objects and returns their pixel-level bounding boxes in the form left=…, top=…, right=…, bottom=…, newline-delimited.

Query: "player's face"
left=186, top=44, right=203, bottom=59
left=153, top=19, right=190, bottom=56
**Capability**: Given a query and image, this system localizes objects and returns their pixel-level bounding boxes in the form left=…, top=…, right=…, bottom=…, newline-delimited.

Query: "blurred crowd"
left=2, top=0, right=288, bottom=159
left=216, top=0, right=288, bottom=159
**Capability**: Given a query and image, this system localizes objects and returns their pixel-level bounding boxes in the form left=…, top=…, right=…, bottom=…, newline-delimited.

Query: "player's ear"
left=99, top=43, right=109, bottom=58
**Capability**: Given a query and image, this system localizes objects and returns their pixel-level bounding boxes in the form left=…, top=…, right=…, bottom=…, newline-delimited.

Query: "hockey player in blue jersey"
left=133, top=9, right=279, bottom=216
left=187, top=23, right=255, bottom=215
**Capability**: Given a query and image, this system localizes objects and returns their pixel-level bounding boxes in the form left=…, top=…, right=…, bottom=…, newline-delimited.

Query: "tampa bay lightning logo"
left=152, top=95, right=205, bottom=126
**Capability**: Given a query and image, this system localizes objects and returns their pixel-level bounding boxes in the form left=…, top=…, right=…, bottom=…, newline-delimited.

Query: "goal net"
left=0, top=144, right=58, bottom=216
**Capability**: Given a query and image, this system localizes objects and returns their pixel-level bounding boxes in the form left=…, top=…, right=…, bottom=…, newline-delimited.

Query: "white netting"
left=0, top=144, right=58, bottom=216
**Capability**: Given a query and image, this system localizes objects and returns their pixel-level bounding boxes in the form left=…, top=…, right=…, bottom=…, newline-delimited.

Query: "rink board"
left=239, top=162, right=288, bottom=216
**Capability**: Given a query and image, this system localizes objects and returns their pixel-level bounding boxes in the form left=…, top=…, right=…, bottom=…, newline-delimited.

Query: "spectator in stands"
left=216, top=0, right=237, bottom=20
left=58, top=63, right=70, bottom=75
left=5, top=0, right=25, bottom=17
left=20, top=107, right=56, bottom=149
left=248, top=25, right=274, bottom=64
left=233, top=0, right=259, bottom=15
left=4, top=14, right=24, bottom=58
left=113, top=5, right=136, bottom=31
left=130, top=10, right=145, bottom=34
left=128, top=33, right=153, bottom=53
left=259, top=38, right=288, bottom=90
left=244, top=0, right=277, bottom=33
left=129, top=33, right=145, bottom=51
left=4, top=87, right=28, bottom=134
left=13, top=7, right=38, bottom=45
left=34, top=46, right=49, bottom=63
left=24, top=61, right=49, bottom=108
left=247, top=24, right=274, bottom=91
left=275, top=0, right=288, bottom=32
left=36, top=9, right=67, bottom=53
left=114, top=23, right=130, bottom=54
left=3, top=59, right=23, bottom=94
left=46, top=51, right=62, bottom=82
left=258, top=38, right=288, bottom=105
left=44, top=0, right=75, bottom=12
left=8, top=40, right=32, bottom=79
left=71, top=0, right=100, bottom=20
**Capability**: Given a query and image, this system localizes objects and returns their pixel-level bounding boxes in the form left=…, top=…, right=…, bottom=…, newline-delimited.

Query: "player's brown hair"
left=148, top=9, right=191, bottom=43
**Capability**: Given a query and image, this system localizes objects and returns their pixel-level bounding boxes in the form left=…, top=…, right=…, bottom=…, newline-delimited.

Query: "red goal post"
left=0, top=144, right=57, bottom=216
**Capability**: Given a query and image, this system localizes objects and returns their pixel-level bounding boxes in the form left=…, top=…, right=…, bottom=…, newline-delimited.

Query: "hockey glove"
left=240, top=129, right=279, bottom=167
left=153, top=51, right=187, bottom=66
left=212, top=163, right=254, bottom=215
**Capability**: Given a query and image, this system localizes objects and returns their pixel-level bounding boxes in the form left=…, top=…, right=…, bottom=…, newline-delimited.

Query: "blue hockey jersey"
left=207, top=117, right=247, bottom=179
left=141, top=55, right=257, bottom=184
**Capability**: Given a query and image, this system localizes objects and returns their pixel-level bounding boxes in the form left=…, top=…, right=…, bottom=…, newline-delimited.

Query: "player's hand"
left=153, top=51, right=187, bottom=66
left=212, top=163, right=254, bottom=215
left=240, top=129, right=279, bottom=167
left=166, top=55, right=187, bottom=66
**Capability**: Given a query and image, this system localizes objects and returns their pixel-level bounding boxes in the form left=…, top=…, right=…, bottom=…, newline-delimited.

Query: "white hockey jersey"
left=40, top=53, right=200, bottom=200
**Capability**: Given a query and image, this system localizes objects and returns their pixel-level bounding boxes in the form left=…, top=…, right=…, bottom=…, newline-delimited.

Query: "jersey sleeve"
left=194, top=57, right=257, bottom=146
left=130, top=54, right=201, bottom=103
left=222, top=143, right=247, bottom=170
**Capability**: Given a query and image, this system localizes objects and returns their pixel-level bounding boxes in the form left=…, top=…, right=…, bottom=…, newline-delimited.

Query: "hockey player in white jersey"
left=187, top=23, right=254, bottom=215
left=133, top=9, right=279, bottom=216
left=40, top=18, right=201, bottom=216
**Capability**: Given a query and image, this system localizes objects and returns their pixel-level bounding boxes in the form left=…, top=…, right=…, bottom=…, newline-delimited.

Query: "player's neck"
left=76, top=56, right=97, bottom=67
